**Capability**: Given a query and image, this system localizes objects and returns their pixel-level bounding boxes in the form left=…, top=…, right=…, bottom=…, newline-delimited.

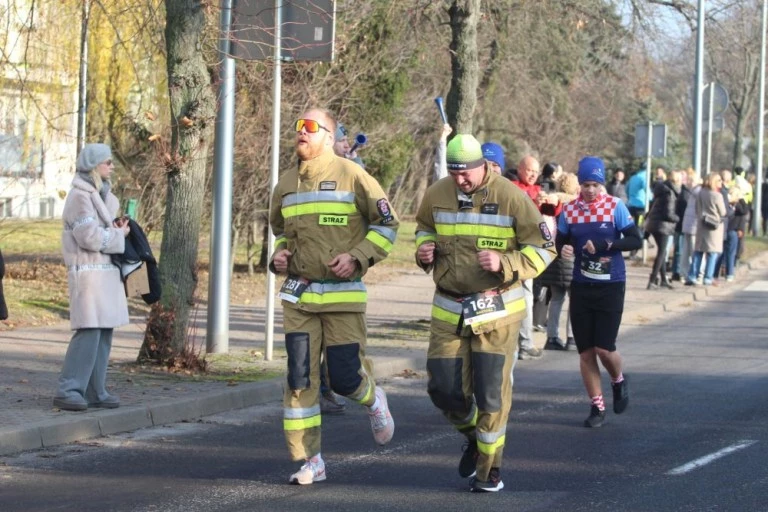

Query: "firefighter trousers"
left=426, top=318, right=521, bottom=481
left=282, top=307, right=377, bottom=461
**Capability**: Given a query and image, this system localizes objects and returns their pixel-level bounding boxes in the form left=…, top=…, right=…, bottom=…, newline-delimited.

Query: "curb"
left=0, top=354, right=426, bottom=457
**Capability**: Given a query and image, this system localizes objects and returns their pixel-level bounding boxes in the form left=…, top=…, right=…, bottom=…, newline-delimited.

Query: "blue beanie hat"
left=577, top=156, right=606, bottom=184
left=481, top=142, right=505, bottom=171
left=335, top=123, right=348, bottom=141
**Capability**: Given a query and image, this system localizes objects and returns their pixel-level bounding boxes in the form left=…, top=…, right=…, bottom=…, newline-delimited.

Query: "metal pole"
left=76, top=0, right=90, bottom=151
left=206, top=0, right=236, bottom=354
left=755, top=0, right=767, bottom=236
left=643, top=120, right=653, bottom=264
left=706, top=82, right=715, bottom=176
left=265, top=1, right=282, bottom=362
left=693, top=0, right=706, bottom=177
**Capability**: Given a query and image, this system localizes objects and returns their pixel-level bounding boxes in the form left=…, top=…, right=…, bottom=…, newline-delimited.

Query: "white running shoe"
left=368, top=387, right=394, bottom=446
left=289, top=455, right=326, bottom=485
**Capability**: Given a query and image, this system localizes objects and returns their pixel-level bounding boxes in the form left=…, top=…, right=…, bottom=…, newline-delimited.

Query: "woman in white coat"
left=53, top=144, right=130, bottom=411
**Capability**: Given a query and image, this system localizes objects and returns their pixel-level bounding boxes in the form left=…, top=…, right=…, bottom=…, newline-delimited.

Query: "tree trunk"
left=446, top=0, right=480, bottom=134
left=731, top=57, right=758, bottom=170
left=139, top=0, right=216, bottom=364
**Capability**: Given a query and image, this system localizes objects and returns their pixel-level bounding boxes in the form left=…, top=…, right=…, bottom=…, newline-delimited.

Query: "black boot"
left=647, top=275, right=659, bottom=290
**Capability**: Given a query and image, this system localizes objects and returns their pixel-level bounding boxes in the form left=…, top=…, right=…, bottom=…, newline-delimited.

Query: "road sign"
left=703, top=83, right=729, bottom=119
left=634, top=123, right=667, bottom=158
left=231, top=0, right=336, bottom=62
left=702, top=117, right=725, bottom=132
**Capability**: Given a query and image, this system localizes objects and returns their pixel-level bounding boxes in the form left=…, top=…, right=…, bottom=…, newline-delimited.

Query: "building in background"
left=0, top=0, right=79, bottom=219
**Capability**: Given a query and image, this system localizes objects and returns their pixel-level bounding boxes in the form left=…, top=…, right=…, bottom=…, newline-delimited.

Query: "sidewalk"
left=2, top=248, right=767, bottom=456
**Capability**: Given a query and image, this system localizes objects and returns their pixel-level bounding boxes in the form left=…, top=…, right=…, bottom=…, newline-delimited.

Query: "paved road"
left=2, top=270, right=767, bottom=511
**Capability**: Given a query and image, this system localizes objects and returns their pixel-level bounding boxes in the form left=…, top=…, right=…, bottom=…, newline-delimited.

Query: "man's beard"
left=296, top=142, right=323, bottom=161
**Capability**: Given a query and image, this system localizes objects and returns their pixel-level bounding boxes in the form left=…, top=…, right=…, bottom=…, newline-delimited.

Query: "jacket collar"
left=298, top=147, right=335, bottom=180
left=71, top=174, right=113, bottom=226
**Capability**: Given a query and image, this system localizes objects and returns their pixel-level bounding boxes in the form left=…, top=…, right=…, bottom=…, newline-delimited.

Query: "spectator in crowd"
left=686, top=172, right=727, bottom=286
left=714, top=187, right=748, bottom=282
left=54, top=143, right=130, bottom=412
left=654, top=166, right=667, bottom=184
left=531, top=161, right=563, bottom=332
left=670, top=169, right=694, bottom=281
left=644, top=170, right=681, bottom=289
left=511, top=155, right=561, bottom=360
left=762, top=172, right=768, bottom=236
left=333, top=122, right=365, bottom=168
left=482, top=142, right=506, bottom=175
left=625, top=166, right=648, bottom=258
left=541, top=171, right=579, bottom=351
left=606, top=168, right=628, bottom=204
left=539, top=162, right=562, bottom=193
left=680, top=170, right=702, bottom=283
left=432, top=123, right=453, bottom=183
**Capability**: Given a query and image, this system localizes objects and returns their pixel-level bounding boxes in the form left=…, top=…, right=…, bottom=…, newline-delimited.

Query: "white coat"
left=61, top=174, right=128, bottom=330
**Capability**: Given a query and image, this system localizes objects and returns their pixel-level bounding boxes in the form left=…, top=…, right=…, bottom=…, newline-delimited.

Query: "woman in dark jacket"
left=643, top=171, right=681, bottom=289
left=541, top=172, right=578, bottom=351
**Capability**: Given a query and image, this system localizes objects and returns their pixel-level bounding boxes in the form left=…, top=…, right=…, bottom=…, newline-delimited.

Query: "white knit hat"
left=76, top=143, right=112, bottom=172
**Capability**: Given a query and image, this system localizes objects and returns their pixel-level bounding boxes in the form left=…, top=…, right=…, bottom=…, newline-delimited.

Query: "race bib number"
left=580, top=256, right=612, bottom=281
left=278, top=275, right=310, bottom=303
left=461, top=291, right=508, bottom=326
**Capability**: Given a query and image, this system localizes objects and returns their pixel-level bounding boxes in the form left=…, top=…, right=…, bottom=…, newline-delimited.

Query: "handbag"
left=702, top=213, right=719, bottom=230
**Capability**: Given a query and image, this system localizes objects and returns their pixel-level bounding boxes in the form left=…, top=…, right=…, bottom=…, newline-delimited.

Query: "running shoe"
left=584, top=405, right=606, bottom=428
left=289, top=455, right=326, bottom=485
left=470, top=468, right=504, bottom=492
left=612, top=375, right=629, bottom=414
left=368, top=387, right=394, bottom=446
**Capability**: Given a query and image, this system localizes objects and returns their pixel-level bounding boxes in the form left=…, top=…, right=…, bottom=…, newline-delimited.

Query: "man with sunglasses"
left=414, top=134, right=556, bottom=492
left=269, top=108, right=399, bottom=485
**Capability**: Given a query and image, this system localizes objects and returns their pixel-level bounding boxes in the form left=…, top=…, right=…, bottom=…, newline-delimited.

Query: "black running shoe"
left=459, top=439, right=479, bottom=478
left=612, top=375, right=629, bottom=414
left=583, top=405, right=606, bottom=428
left=470, top=467, right=504, bottom=492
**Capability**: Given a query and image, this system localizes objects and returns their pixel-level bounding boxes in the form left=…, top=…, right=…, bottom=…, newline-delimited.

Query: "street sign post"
left=208, top=0, right=336, bottom=361
left=634, top=122, right=667, bottom=264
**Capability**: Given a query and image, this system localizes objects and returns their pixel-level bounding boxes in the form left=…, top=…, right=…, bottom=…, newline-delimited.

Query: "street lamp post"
left=754, top=0, right=767, bottom=236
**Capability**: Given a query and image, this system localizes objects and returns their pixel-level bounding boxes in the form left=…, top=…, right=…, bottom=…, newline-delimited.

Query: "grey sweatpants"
left=56, top=328, right=114, bottom=403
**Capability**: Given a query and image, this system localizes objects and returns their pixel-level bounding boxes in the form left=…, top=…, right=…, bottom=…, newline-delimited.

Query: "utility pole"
left=76, top=0, right=91, bottom=151
left=264, top=0, right=283, bottom=362
left=206, top=0, right=236, bottom=354
left=692, top=0, right=706, bottom=177
left=754, top=0, right=767, bottom=236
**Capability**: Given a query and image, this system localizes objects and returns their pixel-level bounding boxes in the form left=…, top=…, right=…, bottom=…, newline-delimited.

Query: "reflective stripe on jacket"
left=269, top=148, right=399, bottom=313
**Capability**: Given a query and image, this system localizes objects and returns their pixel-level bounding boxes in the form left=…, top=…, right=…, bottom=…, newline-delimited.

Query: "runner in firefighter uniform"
left=415, top=134, right=556, bottom=492
left=269, top=108, right=399, bottom=485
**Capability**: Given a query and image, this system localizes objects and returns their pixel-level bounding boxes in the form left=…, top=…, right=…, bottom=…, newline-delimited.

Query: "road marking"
left=666, top=440, right=758, bottom=475
left=744, top=280, right=768, bottom=292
